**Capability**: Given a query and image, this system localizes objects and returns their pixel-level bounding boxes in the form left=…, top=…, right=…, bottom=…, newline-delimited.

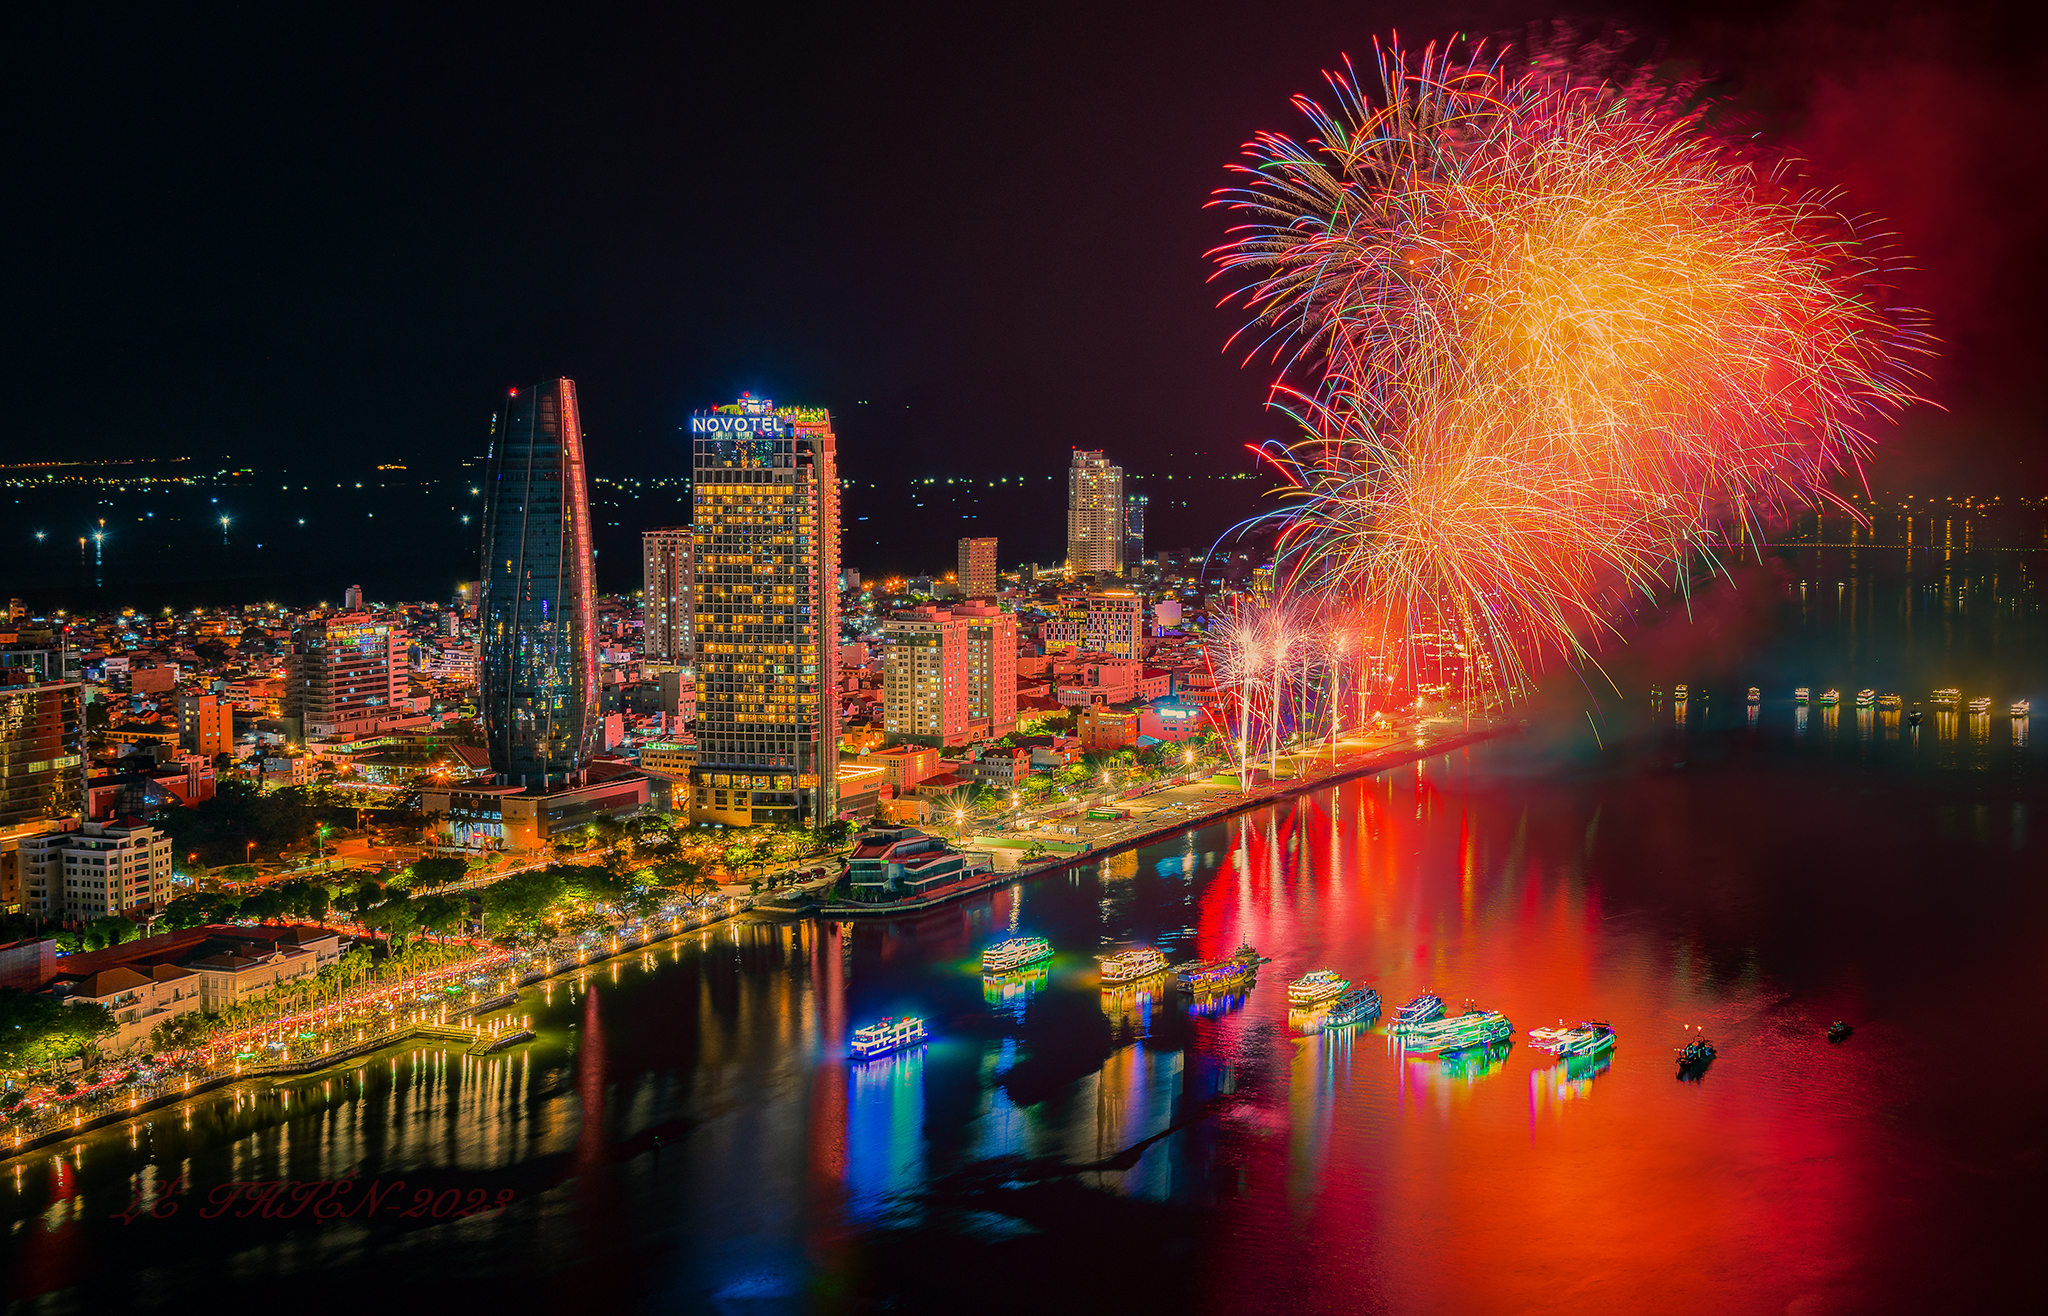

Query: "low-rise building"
left=62, top=964, right=203, bottom=1052
left=843, top=825, right=992, bottom=902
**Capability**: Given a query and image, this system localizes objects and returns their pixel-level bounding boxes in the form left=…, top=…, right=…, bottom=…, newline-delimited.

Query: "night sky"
left=12, top=1, right=2047, bottom=577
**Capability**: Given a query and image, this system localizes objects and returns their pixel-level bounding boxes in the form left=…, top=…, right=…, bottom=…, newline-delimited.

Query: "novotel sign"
left=690, top=415, right=789, bottom=436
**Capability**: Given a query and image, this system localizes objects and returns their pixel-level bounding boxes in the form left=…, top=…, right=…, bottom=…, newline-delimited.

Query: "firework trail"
left=1209, top=35, right=1929, bottom=696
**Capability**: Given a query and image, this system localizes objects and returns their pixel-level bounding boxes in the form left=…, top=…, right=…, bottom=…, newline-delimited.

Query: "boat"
left=1324, top=987, right=1382, bottom=1028
left=1675, top=1036, right=1717, bottom=1075
left=851, top=1016, right=927, bottom=1060
left=1909, top=707, right=1923, bottom=727
left=1098, top=948, right=1168, bottom=983
left=1854, top=689, right=1875, bottom=708
left=1674, top=683, right=1689, bottom=699
left=1287, top=969, right=1350, bottom=1006
left=1528, top=1020, right=1618, bottom=1058
left=1177, top=958, right=1255, bottom=993
left=1230, top=941, right=1270, bottom=969
left=1747, top=687, right=1761, bottom=704
left=2013, top=699, right=2032, bottom=717
left=1402, top=1007, right=1514, bottom=1055
left=1393, top=991, right=1446, bottom=1031
left=1877, top=693, right=1902, bottom=711
left=1794, top=687, right=1810, bottom=704
left=1819, top=689, right=1840, bottom=707
left=981, top=936, right=1054, bottom=974
left=1968, top=696, right=1992, bottom=714
left=1827, top=1021, right=1852, bottom=1043
left=1649, top=684, right=1663, bottom=699
left=1931, top=688, right=1960, bottom=708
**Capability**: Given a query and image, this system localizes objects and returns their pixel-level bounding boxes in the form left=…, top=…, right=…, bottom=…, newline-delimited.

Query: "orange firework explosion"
left=1210, top=37, right=1930, bottom=695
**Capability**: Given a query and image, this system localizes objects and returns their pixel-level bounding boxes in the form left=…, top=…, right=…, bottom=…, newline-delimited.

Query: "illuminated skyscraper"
left=478, top=378, right=600, bottom=788
left=688, top=394, right=839, bottom=826
left=1123, top=493, right=1147, bottom=569
left=1066, top=449, right=1124, bottom=575
left=957, top=536, right=998, bottom=598
left=642, top=527, right=692, bottom=665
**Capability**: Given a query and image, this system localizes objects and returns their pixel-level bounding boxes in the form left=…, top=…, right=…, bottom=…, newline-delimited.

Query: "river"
left=5, top=549, right=2045, bottom=1313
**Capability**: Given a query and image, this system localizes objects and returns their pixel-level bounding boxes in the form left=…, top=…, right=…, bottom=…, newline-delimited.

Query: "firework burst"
left=1210, top=36, right=1929, bottom=696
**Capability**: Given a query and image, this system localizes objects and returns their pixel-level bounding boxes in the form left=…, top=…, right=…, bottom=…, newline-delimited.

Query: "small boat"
left=1968, top=696, right=1992, bottom=714
left=1854, top=689, right=1875, bottom=709
left=981, top=936, right=1053, bottom=974
left=1674, top=683, right=1690, bottom=700
left=1827, top=1021, right=1852, bottom=1043
left=1908, top=707, right=1923, bottom=727
left=1931, top=688, right=1960, bottom=708
left=1747, top=687, right=1761, bottom=704
left=1098, top=948, right=1169, bottom=983
left=1649, top=684, right=1663, bottom=699
left=1528, top=1020, right=1618, bottom=1058
left=1287, top=969, right=1350, bottom=1006
left=1877, top=693, right=1902, bottom=711
left=852, top=1016, right=927, bottom=1060
left=1675, top=1036, right=1717, bottom=1075
left=1794, top=687, right=1810, bottom=705
left=1324, top=987, right=1382, bottom=1028
left=2013, top=699, right=2032, bottom=717
left=1176, top=958, right=1255, bottom=993
left=1819, top=689, right=1840, bottom=707
left=1230, top=941, right=1271, bottom=969
left=1402, top=1008, right=1514, bottom=1055
left=1393, top=991, right=1446, bottom=1031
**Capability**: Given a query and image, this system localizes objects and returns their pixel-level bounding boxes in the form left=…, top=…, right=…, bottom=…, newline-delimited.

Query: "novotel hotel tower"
left=687, top=394, right=839, bottom=827
left=478, top=378, right=601, bottom=789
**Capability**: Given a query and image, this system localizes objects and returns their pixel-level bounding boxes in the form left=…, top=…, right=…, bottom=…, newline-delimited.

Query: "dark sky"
left=12, top=0, right=2046, bottom=515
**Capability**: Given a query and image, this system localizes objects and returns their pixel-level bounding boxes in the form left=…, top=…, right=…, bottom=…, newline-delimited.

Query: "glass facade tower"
left=478, top=378, right=600, bottom=788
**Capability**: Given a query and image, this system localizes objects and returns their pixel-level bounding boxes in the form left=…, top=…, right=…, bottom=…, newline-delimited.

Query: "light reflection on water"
left=6, top=549, right=2046, bottom=1313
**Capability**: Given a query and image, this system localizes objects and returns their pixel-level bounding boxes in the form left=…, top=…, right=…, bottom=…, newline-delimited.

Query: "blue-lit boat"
left=1324, top=987, right=1382, bottom=1029
left=1675, top=1036, right=1716, bottom=1075
left=1402, top=1008, right=1513, bottom=1055
left=981, top=936, right=1054, bottom=974
left=851, top=1016, right=926, bottom=1060
left=1176, top=958, right=1255, bottom=993
left=1393, top=991, right=1445, bottom=1031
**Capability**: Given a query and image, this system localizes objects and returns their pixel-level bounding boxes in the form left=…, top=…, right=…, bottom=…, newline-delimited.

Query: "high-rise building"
left=1085, top=590, right=1144, bottom=660
left=883, top=606, right=969, bottom=748
left=957, top=536, right=998, bottom=598
left=478, top=378, right=600, bottom=788
left=286, top=614, right=403, bottom=740
left=956, top=601, right=1017, bottom=741
left=642, top=527, right=693, bottom=665
left=177, top=693, right=233, bottom=759
left=881, top=602, right=1017, bottom=748
left=343, top=584, right=365, bottom=610
left=1066, top=450, right=1125, bottom=575
left=687, top=394, right=839, bottom=826
left=0, top=680, right=85, bottom=838
left=1124, top=493, right=1147, bottom=569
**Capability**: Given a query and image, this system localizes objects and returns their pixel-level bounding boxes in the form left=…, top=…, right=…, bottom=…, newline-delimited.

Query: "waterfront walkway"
left=807, top=719, right=1516, bottom=918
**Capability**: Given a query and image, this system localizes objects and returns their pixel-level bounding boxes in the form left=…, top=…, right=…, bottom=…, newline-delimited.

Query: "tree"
left=413, top=894, right=465, bottom=938
left=161, top=891, right=241, bottom=930
left=360, top=894, right=419, bottom=949
left=402, top=856, right=466, bottom=889
left=82, top=916, right=140, bottom=951
left=0, top=991, right=116, bottom=1071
